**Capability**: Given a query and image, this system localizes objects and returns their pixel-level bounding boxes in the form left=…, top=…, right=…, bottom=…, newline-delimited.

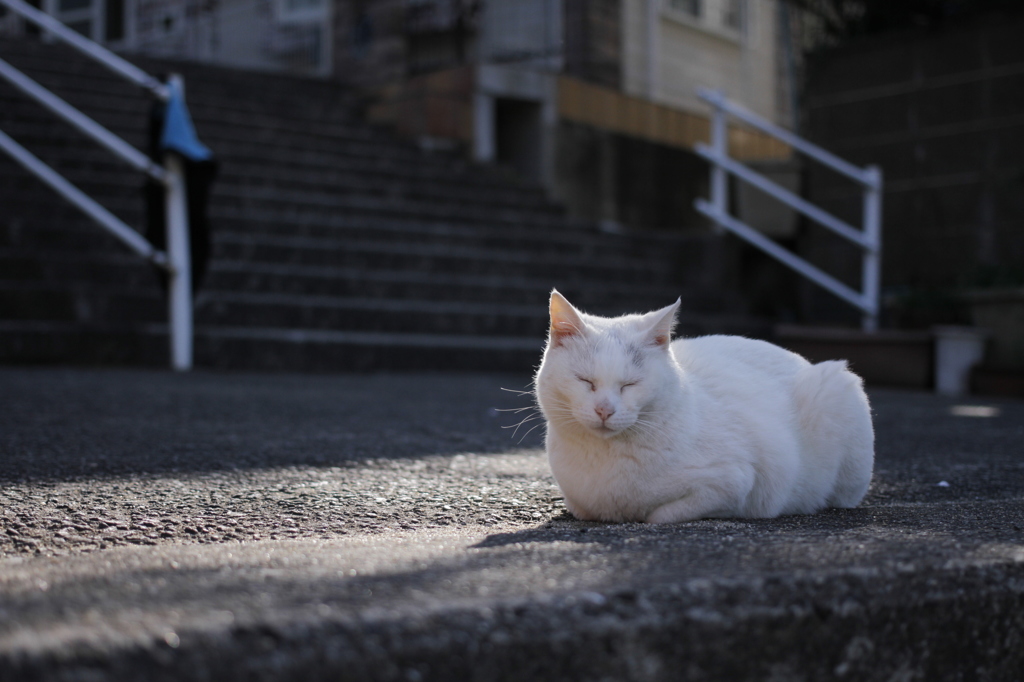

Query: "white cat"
left=534, top=290, right=874, bottom=523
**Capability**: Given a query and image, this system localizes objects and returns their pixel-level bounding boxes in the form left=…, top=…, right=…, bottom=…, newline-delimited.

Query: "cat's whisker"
left=625, top=416, right=671, bottom=441
left=631, top=424, right=668, bottom=442
left=504, top=413, right=545, bottom=439
left=500, top=387, right=535, bottom=397
left=494, top=405, right=539, bottom=414
left=516, top=422, right=545, bottom=443
left=501, top=412, right=548, bottom=438
left=501, top=416, right=542, bottom=430
left=510, top=413, right=542, bottom=422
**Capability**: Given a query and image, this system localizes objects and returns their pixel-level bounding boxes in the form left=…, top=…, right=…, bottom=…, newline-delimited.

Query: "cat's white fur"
left=534, top=290, right=874, bottom=523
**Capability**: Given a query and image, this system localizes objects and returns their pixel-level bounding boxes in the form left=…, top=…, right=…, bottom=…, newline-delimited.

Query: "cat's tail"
left=793, top=360, right=875, bottom=509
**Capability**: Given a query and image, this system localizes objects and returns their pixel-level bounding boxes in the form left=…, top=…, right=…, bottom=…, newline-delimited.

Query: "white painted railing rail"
left=0, top=0, right=169, bottom=100
left=693, top=88, right=883, bottom=331
left=0, top=0, right=193, bottom=370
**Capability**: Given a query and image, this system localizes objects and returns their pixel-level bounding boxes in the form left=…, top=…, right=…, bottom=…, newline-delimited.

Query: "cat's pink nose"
left=595, top=404, right=615, bottom=422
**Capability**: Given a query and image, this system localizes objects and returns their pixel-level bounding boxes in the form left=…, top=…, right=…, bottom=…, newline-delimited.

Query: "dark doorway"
left=495, top=97, right=542, bottom=183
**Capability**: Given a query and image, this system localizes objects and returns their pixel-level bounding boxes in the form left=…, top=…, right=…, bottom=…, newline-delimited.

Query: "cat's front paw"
left=646, top=498, right=703, bottom=524
left=563, top=498, right=601, bottom=522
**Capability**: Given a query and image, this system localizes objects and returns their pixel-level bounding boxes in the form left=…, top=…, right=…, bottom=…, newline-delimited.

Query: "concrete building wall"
left=563, top=0, right=622, bottom=90
left=351, top=0, right=798, bottom=239
left=622, top=0, right=780, bottom=124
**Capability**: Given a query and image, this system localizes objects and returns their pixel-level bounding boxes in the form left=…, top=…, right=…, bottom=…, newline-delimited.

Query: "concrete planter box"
left=962, top=288, right=1024, bottom=397
left=932, top=326, right=989, bottom=396
left=962, top=288, right=1024, bottom=370
left=774, top=325, right=933, bottom=389
left=775, top=325, right=1006, bottom=395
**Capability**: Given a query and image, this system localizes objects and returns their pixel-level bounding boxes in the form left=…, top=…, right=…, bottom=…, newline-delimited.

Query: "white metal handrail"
left=0, top=0, right=193, bottom=369
left=694, top=88, right=883, bottom=331
left=1, top=0, right=169, bottom=100
left=0, top=128, right=167, bottom=265
left=0, top=57, right=167, bottom=180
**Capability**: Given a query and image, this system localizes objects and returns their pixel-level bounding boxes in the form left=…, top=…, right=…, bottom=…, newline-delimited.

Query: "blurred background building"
left=346, top=0, right=794, bottom=234
left=2, top=0, right=799, bottom=229
left=2, top=0, right=1023, bottom=391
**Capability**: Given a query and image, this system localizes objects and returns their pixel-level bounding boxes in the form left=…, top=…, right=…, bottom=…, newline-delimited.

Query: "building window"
left=664, top=0, right=746, bottom=43
left=669, top=0, right=701, bottom=18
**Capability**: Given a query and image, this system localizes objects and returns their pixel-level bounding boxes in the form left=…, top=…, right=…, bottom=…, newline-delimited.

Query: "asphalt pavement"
left=1, top=367, right=1022, bottom=681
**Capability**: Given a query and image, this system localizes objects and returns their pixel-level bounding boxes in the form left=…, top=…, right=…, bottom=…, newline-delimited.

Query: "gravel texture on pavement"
left=1, top=367, right=1022, bottom=681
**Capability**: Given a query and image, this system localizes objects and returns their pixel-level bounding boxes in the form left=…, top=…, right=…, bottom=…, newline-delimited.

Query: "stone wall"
left=801, top=13, right=1024, bottom=325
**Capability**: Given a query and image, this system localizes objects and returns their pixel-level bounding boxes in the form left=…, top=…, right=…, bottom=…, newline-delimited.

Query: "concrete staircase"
left=0, top=36, right=757, bottom=373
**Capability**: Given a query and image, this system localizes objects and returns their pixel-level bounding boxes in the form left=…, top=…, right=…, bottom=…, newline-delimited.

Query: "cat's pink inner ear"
left=647, top=298, right=681, bottom=348
left=549, top=291, right=584, bottom=346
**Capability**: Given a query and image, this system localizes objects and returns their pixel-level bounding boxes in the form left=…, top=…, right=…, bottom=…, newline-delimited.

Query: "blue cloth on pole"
left=159, top=80, right=212, bottom=161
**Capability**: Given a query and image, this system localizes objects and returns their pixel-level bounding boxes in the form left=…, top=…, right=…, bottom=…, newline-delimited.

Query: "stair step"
left=0, top=319, right=170, bottom=366
left=201, top=260, right=696, bottom=311
left=0, top=41, right=360, bottom=123
left=209, top=233, right=668, bottom=279
left=0, top=312, right=770, bottom=373
left=0, top=279, right=164, bottom=323
left=0, top=35, right=752, bottom=372
left=0, top=119, right=561, bottom=205
left=195, top=292, right=543, bottom=337
left=0, top=195, right=700, bottom=288
left=0, top=71, right=552, bottom=200
left=0, top=185, right=688, bottom=267
left=0, top=319, right=540, bottom=372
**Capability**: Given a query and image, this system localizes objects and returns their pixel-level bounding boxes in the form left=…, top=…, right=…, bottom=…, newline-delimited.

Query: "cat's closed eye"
left=576, top=376, right=596, bottom=391
left=620, top=382, right=638, bottom=393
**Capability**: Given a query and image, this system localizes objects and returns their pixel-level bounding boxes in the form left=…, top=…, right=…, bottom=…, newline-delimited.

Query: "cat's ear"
left=642, top=298, right=680, bottom=349
left=549, top=290, right=587, bottom=347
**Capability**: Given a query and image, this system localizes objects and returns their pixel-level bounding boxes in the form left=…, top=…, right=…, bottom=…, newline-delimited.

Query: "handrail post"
left=709, top=91, right=727, bottom=235
left=164, top=145, right=193, bottom=371
left=861, top=165, right=883, bottom=331
left=0, top=2, right=197, bottom=370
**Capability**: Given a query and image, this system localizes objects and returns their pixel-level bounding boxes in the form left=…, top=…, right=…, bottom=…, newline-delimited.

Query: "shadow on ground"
left=0, top=368, right=544, bottom=483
